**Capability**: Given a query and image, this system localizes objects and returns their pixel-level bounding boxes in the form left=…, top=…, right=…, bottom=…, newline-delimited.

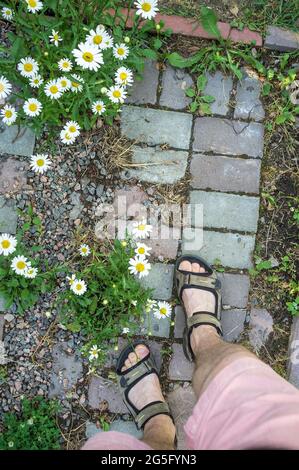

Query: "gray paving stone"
left=182, top=228, right=255, bottom=269
left=121, top=106, right=192, bottom=150
left=140, top=263, right=174, bottom=300
left=0, top=157, right=28, bottom=194
left=190, top=190, right=260, bottom=232
left=121, top=146, right=188, bottom=184
left=48, top=343, right=83, bottom=398
left=203, top=71, right=233, bottom=116
left=174, top=306, right=185, bottom=339
left=0, top=125, right=35, bottom=157
left=190, top=153, right=261, bottom=194
left=288, top=317, right=299, bottom=389
left=167, top=384, right=196, bottom=450
left=86, top=420, right=142, bottom=440
left=0, top=197, right=18, bottom=234
left=147, top=236, right=179, bottom=261
left=113, top=186, right=148, bottom=219
left=126, top=60, right=159, bottom=105
left=168, top=343, right=194, bottom=381
left=160, top=66, right=193, bottom=110
left=234, top=69, right=265, bottom=122
left=222, top=309, right=247, bottom=342
left=217, top=273, right=250, bottom=308
left=265, top=26, right=299, bottom=52
left=249, top=308, right=273, bottom=351
left=193, top=117, right=264, bottom=158
left=88, top=375, right=127, bottom=413
left=140, top=310, right=171, bottom=338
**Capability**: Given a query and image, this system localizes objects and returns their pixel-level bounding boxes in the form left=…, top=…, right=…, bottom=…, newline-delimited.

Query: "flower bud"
left=124, top=36, right=130, bottom=43
left=156, top=24, right=161, bottom=31
left=101, top=87, right=108, bottom=94
left=44, top=51, right=49, bottom=56
left=102, top=299, right=108, bottom=305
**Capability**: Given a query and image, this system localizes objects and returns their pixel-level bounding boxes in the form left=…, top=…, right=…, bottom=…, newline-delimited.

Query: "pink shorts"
left=82, top=357, right=299, bottom=450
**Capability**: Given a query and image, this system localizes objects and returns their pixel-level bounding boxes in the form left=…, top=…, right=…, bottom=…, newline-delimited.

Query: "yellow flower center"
left=61, top=80, right=67, bottom=87
left=28, top=0, right=37, bottom=7
left=54, top=34, right=59, bottom=41
left=113, top=90, right=121, bottom=98
left=5, top=110, right=12, bottom=118
left=17, top=261, right=26, bottom=270
left=63, top=62, right=69, bottom=69
left=24, top=63, right=33, bottom=72
left=69, top=125, right=77, bottom=133
left=120, top=72, right=128, bottom=81
left=96, top=104, right=102, bottom=111
left=36, top=159, right=44, bottom=167
left=1, top=240, right=10, bottom=249
left=72, top=82, right=78, bottom=88
left=138, top=247, right=145, bottom=255
left=160, top=307, right=167, bottom=316
left=142, top=2, right=151, bottom=12
left=76, top=283, right=82, bottom=291
left=83, top=52, right=94, bottom=62
left=6, top=9, right=11, bottom=15
left=0, top=84, right=4, bottom=92
left=136, top=263, right=145, bottom=273
left=93, top=35, right=103, bottom=45
left=50, top=85, right=59, bottom=94
left=82, top=247, right=87, bottom=253
left=29, top=103, right=37, bottom=112
left=138, top=224, right=145, bottom=231
left=117, top=48, right=125, bottom=56
left=65, top=133, right=71, bottom=140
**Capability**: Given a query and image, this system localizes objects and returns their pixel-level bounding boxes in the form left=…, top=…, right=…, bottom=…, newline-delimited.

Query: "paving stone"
left=88, top=376, right=127, bottom=413
left=288, top=317, right=299, bottom=389
left=203, top=71, right=233, bottom=116
left=0, top=197, right=18, bottom=234
left=126, top=60, right=159, bottom=105
left=193, top=117, right=264, bottom=158
left=160, top=66, right=193, bottom=110
left=118, top=338, right=163, bottom=372
left=167, top=384, right=197, bottom=450
left=121, top=146, right=188, bottom=184
left=0, top=157, right=28, bottom=194
left=222, top=309, right=247, bottom=342
left=217, top=273, right=250, bottom=308
left=140, top=309, right=171, bottom=338
left=121, top=106, right=192, bottom=150
left=0, top=125, right=35, bottom=157
left=249, top=308, right=274, bottom=352
left=229, top=27, right=263, bottom=46
left=190, top=153, right=261, bottom=194
left=85, top=420, right=142, bottom=440
left=49, top=343, right=83, bottom=398
left=234, top=68, right=265, bottom=122
left=190, top=190, right=259, bottom=232
left=147, top=234, right=179, bottom=261
left=265, top=25, right=299, bottom=52
left=182, top=229, right=255, bottom=269
left=168, top=343, right=194, bottom=381
left=140, top=263, right=174, bottom=300
left=113, top=186, right=148, bottom=219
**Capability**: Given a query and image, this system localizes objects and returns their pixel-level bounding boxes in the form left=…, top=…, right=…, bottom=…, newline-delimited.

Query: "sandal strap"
left=187, top=311, right=223, bottom=334
left=119, top=358, right=156, bottom=390
left=135, top=401, right=171, bottom=430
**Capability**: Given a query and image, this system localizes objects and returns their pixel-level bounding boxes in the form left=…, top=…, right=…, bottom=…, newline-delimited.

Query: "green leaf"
left=67, top=322, right=81, bottom=333
left=276, top=114, right=287, bottom=124
left=142, top=49, right=157, bottom=60
left=199, top=102, right=212, bottom=115
left=197, top=75, right=207, bottom=91
left=89, top=296, right=98, bottom=314
left=262, top=82, right=271, bottom=96
left=185, top=88, right=196, bottom=98
left=190, top=101, right=199, bottom=113
left=200, top=6, right=221, bottom=39
left=201, top=94, right=215, bottom=103
left=153, top=38, right=162, bottom=50
left=167, top=52, right=201, bottom=69
left=229, top=64, right=243, bottom=80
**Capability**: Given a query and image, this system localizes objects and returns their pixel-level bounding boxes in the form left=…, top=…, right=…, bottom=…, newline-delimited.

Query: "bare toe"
left=192, top=262, right=200, bottom=273
left=179, top=260, right=191, bottom=271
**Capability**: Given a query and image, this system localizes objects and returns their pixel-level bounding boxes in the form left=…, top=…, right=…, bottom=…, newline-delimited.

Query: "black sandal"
left=175, top=255, right=223, bottom=362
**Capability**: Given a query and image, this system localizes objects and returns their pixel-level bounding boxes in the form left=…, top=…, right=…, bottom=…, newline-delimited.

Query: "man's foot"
left=179, top=260, right=221, bottom=354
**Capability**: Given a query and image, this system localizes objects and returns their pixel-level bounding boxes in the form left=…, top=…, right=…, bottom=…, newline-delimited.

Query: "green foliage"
left=199, top=6, right=221, bottom=40
left=0, top=397, right=61, bottom=450
left=57, top=237, right=153, bottom=365
left=185, top=74, right=215, bottom=115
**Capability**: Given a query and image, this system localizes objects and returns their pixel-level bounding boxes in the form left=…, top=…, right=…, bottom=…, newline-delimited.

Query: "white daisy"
left=23, top=98, right=42, bottom=117
left=60, top=129, right=76, bottom=145
left=103, top=35, right=114, bottom=49
left=131, top=219, right=152, bottom=238
left=86, top=25, right=110, bottom=50
left=0, top=76, right=12, bottom=99
left=29, top=74, right=43, bottom=88
left=24, top=267, right=38, bottom=279
left=17, top=57, right=39, bottom=78
left=113, top=43, right=129, bottom=60
left=107, top=85, right=127, bottom=104
left=145, top=298, right=157, bottom=313
left=11, top=255, right=31, bottom=275
left=135, top=242, right=151, bottom=257
left=122, top=327, right=130, bottom=334
left=115, top=67, right=134, bottom=86
left=69, top=74, right=83, bottom=93
left=72, top=42, right=103, bottom=71
left=135, top=0, right=159, bottom=20
left=30, top=154, right=51, bottom=174
left=66, top=274, right=76, bottom=285
left=70, top=279, right=87, bottom=296
left=49, top=29, right=62, bottom=47
left=1, top=7, right=14, bottom=20
left=58, top=58, right=73, bottom=72
left=153, top=301, right=172, bottom=319
left=58, top=76, right=71, bottom=92
left=89, top=345, right=101, bottom=361
left=1, top=105, right=17, bottom=126
left=25, top=0, right=43, bottom=14
left=0, top=234, right=17, bottom=256
left=91, top=100, right=106, bottom=115
left=128, top=255, right=151, bottom=278
left=79, top=244, right=90, bottom=257
left=44, top=80, right=62, bottom=100
left=64, top=120, right=80, bottom=137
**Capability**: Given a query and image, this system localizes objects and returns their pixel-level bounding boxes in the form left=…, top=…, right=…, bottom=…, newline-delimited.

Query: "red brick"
left=229, top=27, right=263, bottom=46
